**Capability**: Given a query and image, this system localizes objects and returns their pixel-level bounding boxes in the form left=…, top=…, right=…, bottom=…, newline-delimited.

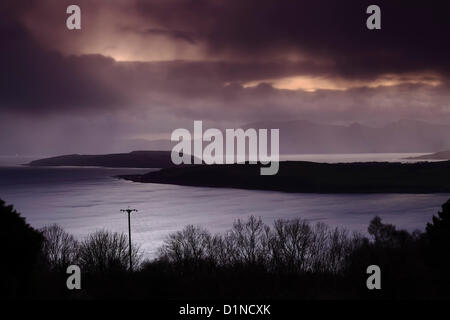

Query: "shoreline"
left=118, top=160, right=450, bottom=194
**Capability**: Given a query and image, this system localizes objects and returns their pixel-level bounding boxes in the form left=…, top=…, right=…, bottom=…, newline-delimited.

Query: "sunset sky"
left=1, top=0, right=450, bottom=154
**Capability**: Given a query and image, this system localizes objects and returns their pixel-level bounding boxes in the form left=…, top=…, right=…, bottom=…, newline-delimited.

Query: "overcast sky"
left=1, top=0, right=450, bottom=155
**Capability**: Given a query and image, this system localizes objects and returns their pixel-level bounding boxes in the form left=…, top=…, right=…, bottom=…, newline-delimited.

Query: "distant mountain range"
left=242, top=119, right=450, bottom=154
left=8, top=119, right=450, bottom=156
left=125, top=119, right=450, bottom=154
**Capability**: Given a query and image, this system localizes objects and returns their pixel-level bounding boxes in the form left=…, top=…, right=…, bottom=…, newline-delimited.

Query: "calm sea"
left=0, top=154, right=448, bottom=258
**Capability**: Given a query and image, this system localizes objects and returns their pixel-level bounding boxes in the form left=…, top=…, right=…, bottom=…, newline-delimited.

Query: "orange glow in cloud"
left=243, top=73, right=442, bottom=92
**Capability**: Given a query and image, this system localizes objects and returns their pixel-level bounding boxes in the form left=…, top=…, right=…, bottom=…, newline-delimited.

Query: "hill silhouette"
left=28, top=151, right=201, bottom=168
left=120, top=161, right=450, bottom=193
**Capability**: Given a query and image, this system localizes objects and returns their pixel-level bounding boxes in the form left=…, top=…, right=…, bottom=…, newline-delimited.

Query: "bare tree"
left=78, top=230, right=141, bottom=273
left=270, top=218, right=313, bottom=272
left=226, top=216, right=270, bottom=265
left=158, top=225, right=212, bottom=265
left=309, top=222, right=330, bottom=272
left=206, top=234, right=228, bottom=266
left=40, top=224, right=79, bottom=271
left=155, top=216, right=366, bottom=275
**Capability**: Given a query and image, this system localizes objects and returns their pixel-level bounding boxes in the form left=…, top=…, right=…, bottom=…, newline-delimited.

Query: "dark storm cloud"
left=0, top=2, right=126, bottom=114
left=126, top=27, right=198, bottom=44
left=0, top=5, right=335, bottom=117
left=1, top=0, right=450, bottom=156
left=136, top=0, right=450, bottom=79
left=0, top=0, right=335, bottom=115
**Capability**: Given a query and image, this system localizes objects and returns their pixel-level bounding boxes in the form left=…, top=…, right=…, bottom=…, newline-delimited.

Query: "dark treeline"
left=157, top=217, right=363, bottom=275
left=1, top=198, right=450, bottom=299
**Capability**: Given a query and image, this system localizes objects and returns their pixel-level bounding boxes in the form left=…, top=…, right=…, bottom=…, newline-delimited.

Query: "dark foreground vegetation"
left=1, top=197, right=450, bottom=299
left=121, top=161, right=450, bottom=193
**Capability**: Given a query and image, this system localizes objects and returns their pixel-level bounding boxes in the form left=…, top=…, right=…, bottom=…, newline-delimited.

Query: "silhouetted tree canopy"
left=368, top=216, right=415, bottom=248
left=0, top=198, right=44, bottom=297
left=426, top=199, right=450, bottom=243
left=2, top=197, right=450, bottom=299
left=425, top=199, right=450, bottom=269
left=158, top=216, right=363, bottom=274
left=78, top=230, right=141, bottom=273
left=40, top=224, right=79, bottom=271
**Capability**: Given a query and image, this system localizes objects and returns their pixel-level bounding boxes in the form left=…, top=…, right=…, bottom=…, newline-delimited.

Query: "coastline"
left=118, top=160, right=450, bottom=194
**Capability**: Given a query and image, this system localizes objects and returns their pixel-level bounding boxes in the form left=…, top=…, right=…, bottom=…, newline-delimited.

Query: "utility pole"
left=120, top=207, right=138, bottom=271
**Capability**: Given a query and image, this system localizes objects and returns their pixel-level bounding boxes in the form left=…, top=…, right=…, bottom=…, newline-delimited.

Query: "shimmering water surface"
left=0, top=154, right=448, bottom=258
